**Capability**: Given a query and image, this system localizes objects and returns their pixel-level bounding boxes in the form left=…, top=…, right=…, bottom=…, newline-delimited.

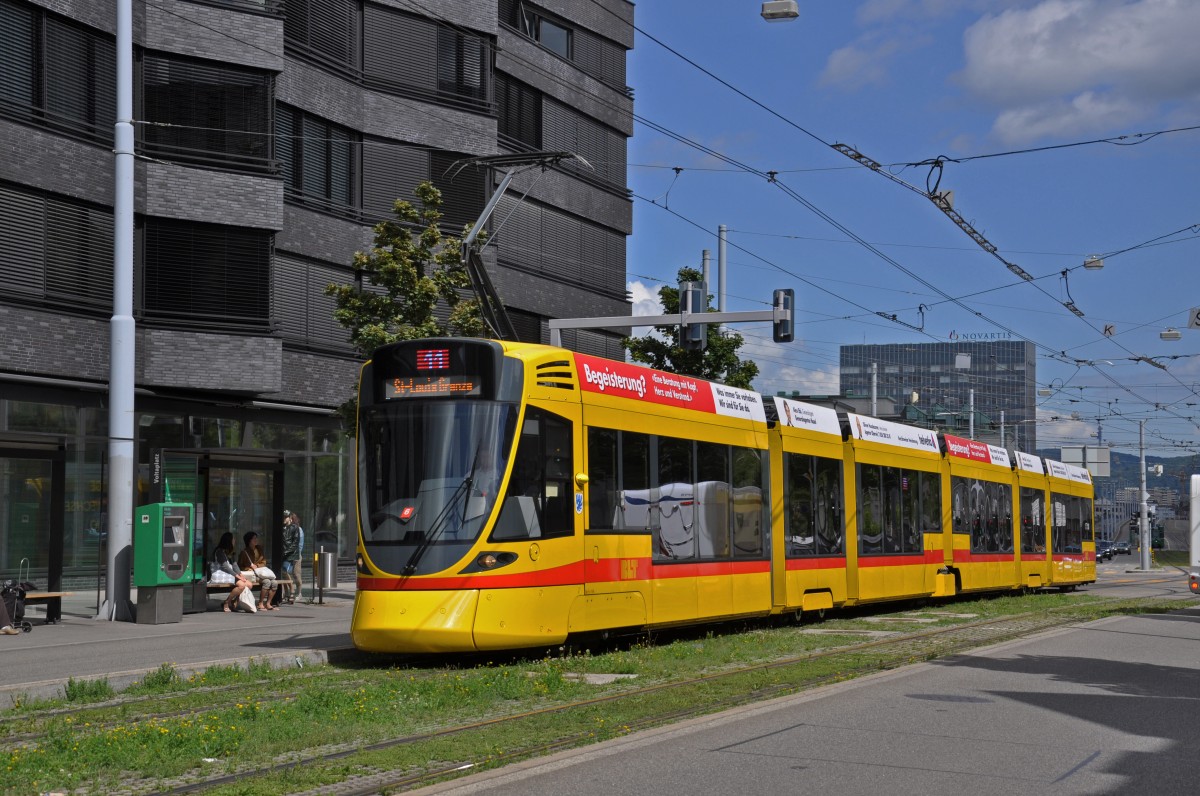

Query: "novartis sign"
left=948, top=330, right=1013, bottom=341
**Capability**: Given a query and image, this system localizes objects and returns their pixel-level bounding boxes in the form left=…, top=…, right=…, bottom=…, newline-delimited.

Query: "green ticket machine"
left=134, top=502, right=194, bottom=624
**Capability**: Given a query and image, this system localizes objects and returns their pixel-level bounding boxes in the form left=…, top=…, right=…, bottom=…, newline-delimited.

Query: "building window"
left=0, top=0, right=116, bottom=145
left=141, top=53, right=274, bottom=173
left=361, top=141, right=485, bottom=231
left=276, top=104, right=358, bottom=216
left=513, top=1, right=572, bottom=59
left=497, top=75, right=541, bottom=149
left=283, top=0, right=360, bottom=72
left=184, top=0, right=286, bottom=14
left=0, top=181, right=113, bottom=311
left=362, top=4, right=493, bottom=112
left=273, top=253, right=353, bottom=351
left=141, top=217, right=272, bottom=329
left=493, top=197, right=627, bottom=300
left=542, top=98, right=626, bottom=191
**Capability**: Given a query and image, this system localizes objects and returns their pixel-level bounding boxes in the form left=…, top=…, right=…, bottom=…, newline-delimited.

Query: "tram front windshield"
left=360, top=400, right=517, bottom=551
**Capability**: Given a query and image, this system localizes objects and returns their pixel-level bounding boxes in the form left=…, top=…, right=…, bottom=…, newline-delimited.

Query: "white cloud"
left=959, top=0, right=1200, bottom=142
left=626, top=279, right=664, bottom=341
left=1037, top=406, right=1096, bottom=445
left=737, top=335, right=841, bottom=396
left=819, top=34, right=910, bottom=90
left=628, top=280, right=663, bottom=317
left=991, top=91, right=1145, bottom=141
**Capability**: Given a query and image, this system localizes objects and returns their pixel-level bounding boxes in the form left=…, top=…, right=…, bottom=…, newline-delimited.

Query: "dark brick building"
left=0, top=0, right=632, bottom=605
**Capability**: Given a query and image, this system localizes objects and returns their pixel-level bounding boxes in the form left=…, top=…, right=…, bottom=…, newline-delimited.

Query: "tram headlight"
left=471, top=551, right=518, bottom=571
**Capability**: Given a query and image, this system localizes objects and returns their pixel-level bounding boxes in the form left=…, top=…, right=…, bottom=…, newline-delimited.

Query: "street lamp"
left=1083, top=256, right=1104, bottom=270
left=1038, top=378, right=1064, bottom=398
left=1160, top=328, right=1182, bottom=341
left=761, top=1, right=799, bottom=21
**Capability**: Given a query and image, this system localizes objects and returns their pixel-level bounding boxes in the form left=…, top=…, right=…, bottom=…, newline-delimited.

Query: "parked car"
left=1096, top=540, right=1114, bottom=562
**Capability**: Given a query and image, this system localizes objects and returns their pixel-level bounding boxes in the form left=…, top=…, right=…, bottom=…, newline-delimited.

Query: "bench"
left=25, top=591, right=71, bottom=624
left=205, top=581, right=283, bottom=611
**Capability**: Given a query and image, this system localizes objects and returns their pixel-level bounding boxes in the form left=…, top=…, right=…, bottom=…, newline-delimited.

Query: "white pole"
left=1139, top=420, right=1151, bottom=570
left=968, top=388, right=975, bottom=440
left=1188, top=475, right=1200, bottom=575
left=870, top=362, right=877, bottom=416
left=1000, top=410, right=1005, bottom=448
left=717, top=225, right=727, bottom=312
left=702, top=249, right=711, bottom=290
left=102, top=0, right=136, bottom=621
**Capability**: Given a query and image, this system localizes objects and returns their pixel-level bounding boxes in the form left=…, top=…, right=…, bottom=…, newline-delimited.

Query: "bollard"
left=316, top=546, right=336, bottom=604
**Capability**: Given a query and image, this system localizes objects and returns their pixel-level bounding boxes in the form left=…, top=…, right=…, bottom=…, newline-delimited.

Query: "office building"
left=0, top=0, right=633, bottom=605
left=840, top=340, right=1037, bottom=451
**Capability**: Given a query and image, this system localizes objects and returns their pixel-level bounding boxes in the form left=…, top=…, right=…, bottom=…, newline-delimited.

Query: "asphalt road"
left=414, top=568, right=1200, bottom=796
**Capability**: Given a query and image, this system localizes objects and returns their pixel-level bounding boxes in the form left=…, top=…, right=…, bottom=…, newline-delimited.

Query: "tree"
left=325, top=182, right=486, bottom=427
left=622, top=267, right=759, bottom=389
left=326, top=181, right=485, bottom=356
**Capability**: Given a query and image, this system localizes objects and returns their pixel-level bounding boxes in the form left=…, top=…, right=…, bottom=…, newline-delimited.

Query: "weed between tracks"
left=0, top=592, right=1189, bottom=794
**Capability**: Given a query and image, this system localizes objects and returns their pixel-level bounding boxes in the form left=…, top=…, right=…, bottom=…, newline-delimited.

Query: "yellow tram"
left=350, top=339, right=1094, bottom=653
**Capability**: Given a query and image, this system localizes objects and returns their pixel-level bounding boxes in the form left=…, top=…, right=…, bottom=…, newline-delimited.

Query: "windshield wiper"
left=401, top=443, right=483, bottom=576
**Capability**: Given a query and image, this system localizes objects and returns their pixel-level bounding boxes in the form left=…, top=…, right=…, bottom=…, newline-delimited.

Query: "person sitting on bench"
left=212, top=532, right=253, bottom=613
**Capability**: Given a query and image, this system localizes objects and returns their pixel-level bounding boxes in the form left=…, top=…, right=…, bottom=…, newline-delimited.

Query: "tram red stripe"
left=360, top=558, right=773, bottom=590
left=955, top=552, right=1017, bottom=563
left=858, top=550, right=944, bottom=568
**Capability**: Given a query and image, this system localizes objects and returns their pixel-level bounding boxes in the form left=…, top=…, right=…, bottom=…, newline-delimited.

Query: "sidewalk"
left=0, top=585, right=362, bottom=705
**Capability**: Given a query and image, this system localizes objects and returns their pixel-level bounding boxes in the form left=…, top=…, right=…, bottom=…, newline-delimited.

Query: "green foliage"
left=325, top=181, right=488, bottom=428
left=63, top=677, right=114, bottom=703
left=128, top=663, right=179, bottom=694
left=621, top=267, right=759, bottom=389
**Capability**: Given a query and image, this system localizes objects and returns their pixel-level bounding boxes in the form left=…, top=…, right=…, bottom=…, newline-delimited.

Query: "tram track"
left=142, top=597, right=1152, bottom=796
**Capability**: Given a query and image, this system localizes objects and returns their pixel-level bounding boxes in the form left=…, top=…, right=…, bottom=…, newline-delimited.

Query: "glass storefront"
left=0, top=390, right=353, bottom=618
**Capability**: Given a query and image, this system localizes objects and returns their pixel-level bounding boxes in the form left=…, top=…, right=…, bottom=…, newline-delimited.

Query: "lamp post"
left=1139, top=420, right=1152, bottom=571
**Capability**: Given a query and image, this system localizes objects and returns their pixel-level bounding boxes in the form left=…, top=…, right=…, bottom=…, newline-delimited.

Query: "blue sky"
left=622, top=0, right=1200, bottom=459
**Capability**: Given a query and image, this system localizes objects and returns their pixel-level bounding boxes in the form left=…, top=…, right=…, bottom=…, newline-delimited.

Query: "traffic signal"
left=680, top=281, right=707, bottom=352
left=773, top=288, right=795, bottom=343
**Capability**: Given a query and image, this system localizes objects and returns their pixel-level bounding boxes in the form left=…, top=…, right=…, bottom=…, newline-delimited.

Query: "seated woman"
left=238, top=531, right=279, bottom=611
left=211, top=531, right=253, bottom=613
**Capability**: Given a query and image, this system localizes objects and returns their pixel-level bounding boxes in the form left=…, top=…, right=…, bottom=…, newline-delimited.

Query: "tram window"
left=813, top=456, right=843, bottom=555
left=785, top=453, right=843, bottom=557
left=917, top=471, right=940, bottom=534
left=857, top=464, right=883, bottom=555
left=1019, top=487, right=1044, bottom=554
left=696, top=442, right=730, bottom=559
left=785, top=453, right=815, bottom=556
left=899, top=470, right=920, bottom=553
left=495, top=407, right=574, bottom=540
left=586, top=427, right=618, bottom=531
left=732, top=447, right=764, bottom=557
left=1062, top=495, right=1082, bottom=552
left=995, top=483, right=1014, bottom=552
left=1081, top=498, right=1093, bottom=541
left=882, top=468, right=903, bottom=553
left=655, top=437, right=695, bottom=560
left=1050, top=495, right=1067, bottom=553
left=617, top=432, right=651, bottom=531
